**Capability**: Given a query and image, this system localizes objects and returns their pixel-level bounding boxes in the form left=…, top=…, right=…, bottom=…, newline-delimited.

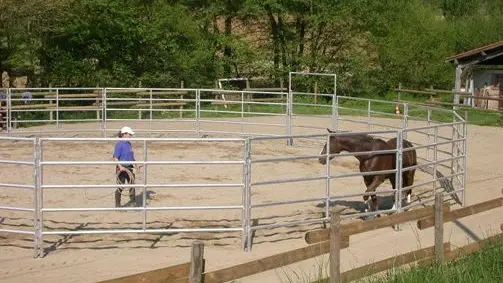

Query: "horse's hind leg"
left=363, top=176, right=385, bottom=213
left=403, top=169, right=416, bottom=204
left=389, top=176, right=400, bottom=211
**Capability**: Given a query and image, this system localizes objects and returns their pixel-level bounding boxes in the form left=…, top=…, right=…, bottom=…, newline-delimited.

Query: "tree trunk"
left=278, top=15, right=288, bottom=72
left=294, top=16, right=305, bottom=70
left=224, top=15, right=233, bottom=76
left=266, top=7, right=280, bottom=75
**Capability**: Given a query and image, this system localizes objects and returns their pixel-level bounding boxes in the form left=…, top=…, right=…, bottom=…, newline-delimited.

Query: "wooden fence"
left=97, top=190, right=503, bottom=283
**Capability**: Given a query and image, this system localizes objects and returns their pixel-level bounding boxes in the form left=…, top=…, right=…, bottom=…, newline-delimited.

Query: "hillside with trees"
left=1, top=0, right=502, bottom=95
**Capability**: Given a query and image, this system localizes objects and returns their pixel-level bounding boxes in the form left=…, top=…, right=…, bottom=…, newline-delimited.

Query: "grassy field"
left=361, top=238, right=503, bottom=283
left=281, top=237, right=503, bottom=283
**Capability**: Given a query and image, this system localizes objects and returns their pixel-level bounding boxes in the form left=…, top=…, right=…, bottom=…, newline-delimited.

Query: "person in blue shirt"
left=113, top=126, right=137, bottom=207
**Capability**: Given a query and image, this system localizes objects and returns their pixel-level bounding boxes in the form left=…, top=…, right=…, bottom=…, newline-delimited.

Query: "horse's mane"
left=336, top=132, right=388, bottom=152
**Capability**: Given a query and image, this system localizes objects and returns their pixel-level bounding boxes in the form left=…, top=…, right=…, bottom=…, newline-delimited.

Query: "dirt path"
left=0, top=117, right=501, bottom=283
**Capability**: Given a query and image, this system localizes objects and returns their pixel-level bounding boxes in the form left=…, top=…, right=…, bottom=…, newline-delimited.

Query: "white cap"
left=120, top=126, right=135, bottom=135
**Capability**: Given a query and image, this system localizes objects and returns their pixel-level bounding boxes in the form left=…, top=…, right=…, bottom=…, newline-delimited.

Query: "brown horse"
left=318, top=129, right=417, bottom=212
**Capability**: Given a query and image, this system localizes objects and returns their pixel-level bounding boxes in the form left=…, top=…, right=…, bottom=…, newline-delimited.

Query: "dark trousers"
left=115, top=166, right=135, bottom=206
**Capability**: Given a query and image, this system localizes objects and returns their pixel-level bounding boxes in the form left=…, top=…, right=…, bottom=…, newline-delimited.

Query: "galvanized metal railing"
left=0, top=72, right=467, bottom=257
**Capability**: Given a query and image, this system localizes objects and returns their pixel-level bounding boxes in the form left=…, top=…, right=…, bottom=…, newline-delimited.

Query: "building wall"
left=473, top=69, right=503, bottom=89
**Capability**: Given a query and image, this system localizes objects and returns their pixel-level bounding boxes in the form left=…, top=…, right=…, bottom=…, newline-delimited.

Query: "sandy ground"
left=0, top=116, right=502, bottom=283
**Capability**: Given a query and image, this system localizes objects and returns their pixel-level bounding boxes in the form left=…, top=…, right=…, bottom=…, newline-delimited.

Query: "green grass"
left=290, top=238, right=503, bottom=283
left=360, top=239, right=503, bottom=283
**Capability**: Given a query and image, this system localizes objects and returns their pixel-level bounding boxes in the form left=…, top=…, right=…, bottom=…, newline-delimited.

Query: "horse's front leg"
left=363, top=175, right=386, bottom=213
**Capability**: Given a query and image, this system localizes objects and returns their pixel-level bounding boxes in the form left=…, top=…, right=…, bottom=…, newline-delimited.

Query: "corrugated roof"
left=446, top=40, right=503, bottom=62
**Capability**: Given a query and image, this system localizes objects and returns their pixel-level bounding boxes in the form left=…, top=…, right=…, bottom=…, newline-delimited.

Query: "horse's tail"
left=417, top=164, right=461, bottom=205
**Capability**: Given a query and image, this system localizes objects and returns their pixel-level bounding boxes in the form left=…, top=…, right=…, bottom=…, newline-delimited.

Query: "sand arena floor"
left=0, top=116, right=501, bottom=283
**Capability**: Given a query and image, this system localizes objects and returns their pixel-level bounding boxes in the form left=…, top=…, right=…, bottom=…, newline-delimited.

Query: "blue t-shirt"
left=113, top=141, right=135, bottom=166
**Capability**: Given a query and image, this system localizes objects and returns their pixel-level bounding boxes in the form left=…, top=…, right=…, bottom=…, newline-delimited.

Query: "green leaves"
left=1, top=0, right=502, bottom=94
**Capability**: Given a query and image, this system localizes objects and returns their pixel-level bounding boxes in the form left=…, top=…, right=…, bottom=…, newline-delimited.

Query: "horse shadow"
left=316, top=195, right=397, bottom=213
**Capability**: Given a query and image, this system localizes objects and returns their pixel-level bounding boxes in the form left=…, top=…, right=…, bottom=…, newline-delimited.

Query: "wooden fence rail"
left=97, top=262, right=191, bottom=283
left=305, top=203, right=450, bottom=244
left=96, top=190, right=503, bottom=283
left=417, top=196, right=503, bottom=230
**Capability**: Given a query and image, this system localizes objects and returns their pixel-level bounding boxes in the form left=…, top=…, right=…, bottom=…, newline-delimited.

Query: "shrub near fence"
left=97, top=190, right=503, bottom=283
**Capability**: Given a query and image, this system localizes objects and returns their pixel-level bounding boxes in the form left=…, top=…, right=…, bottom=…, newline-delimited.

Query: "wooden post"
left=434, top=193, right=444, bottom=263
left=189, top=241, right=204, bottom=283
left=314, top=81, right=318, bottom=104
left=329, top=212, right=341, bottom=283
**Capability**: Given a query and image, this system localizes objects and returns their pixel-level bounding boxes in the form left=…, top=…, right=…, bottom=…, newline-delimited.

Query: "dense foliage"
left=1, top=0, right=502, bottom=94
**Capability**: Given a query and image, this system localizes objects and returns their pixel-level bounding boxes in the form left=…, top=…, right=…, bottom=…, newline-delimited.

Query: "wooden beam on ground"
left=305, top=204, right=449, bottom=245
left=417, top=197, right=503, bottom=230
left=96, top=262, right=190, bottom=283
left=340, top=243, right=450, bottom=283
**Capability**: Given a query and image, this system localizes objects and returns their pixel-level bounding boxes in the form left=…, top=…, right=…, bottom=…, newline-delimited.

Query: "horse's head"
left=318, top=128, right=341, bottom=165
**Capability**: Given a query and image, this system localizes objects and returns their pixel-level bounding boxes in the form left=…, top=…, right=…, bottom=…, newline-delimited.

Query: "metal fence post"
left=196, top=89, right=201, bottom=138
left=403, top=103, right=408, bottom=140
left=102, top=88, right=107, bottom=137
left=55, top=88, right=60, bottom=129
left=243, top=138, right=252, bottom=251
left=462, top=112, right=468, bottom=206
left=35, top=137, right=44, bottom=257
left=394, top=130, right=403, bottom=231
left=325, top=133, right=331, bottom=223
left=287, top=73, right=293, bottom=146
left=33, top=137, right=40, bottom=258
left=433, top=126, right=438, bottom=196
left=142, top=140, right=148, bottom=230
left=6, top=88, right=11, bottom=134
left=332, top=75, right=337, bottom=131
